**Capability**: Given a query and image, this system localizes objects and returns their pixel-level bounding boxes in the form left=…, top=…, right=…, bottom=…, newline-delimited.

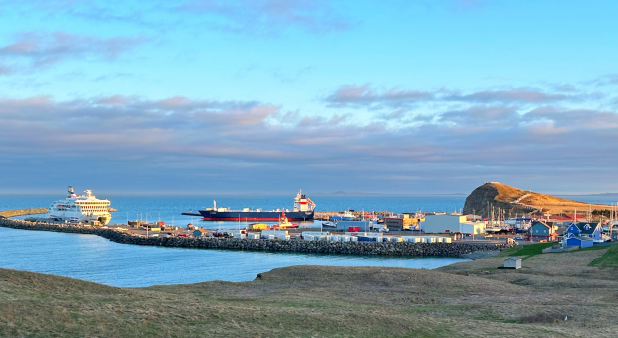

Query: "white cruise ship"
left=46, top=187, right=112, bottom=225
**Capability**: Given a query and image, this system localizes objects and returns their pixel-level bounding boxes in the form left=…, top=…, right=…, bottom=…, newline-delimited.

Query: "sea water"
left=0, top=227, right=465, bottom=287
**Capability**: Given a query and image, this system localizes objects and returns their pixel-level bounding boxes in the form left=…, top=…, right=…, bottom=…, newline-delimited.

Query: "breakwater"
left=0, top=218, right=510, bottom=257
left=0, top=208, right=47, bottom=218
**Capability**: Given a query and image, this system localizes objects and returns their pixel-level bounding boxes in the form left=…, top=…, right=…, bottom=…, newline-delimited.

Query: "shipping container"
left=262, top=230, right=289, bottom=236
left=357, top=236, right=377, bottom=242
left=302, top=231, right=329, bottom=236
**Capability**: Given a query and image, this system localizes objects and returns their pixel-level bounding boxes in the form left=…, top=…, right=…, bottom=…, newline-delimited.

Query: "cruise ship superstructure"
left=46, top=186, right=112, bottom=225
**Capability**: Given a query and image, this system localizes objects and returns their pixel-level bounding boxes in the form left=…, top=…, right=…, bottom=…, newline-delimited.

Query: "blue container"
left=357, top=236, right=376, bottom=242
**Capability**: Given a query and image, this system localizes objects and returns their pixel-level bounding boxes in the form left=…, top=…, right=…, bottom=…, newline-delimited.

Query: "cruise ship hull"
left=199, top=210, right=314, bottom=221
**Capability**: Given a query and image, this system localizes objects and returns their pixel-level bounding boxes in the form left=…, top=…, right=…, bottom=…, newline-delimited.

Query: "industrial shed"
left=335, top=220, right=371, bottom=231
left=421, top=214, right=485, bottom=234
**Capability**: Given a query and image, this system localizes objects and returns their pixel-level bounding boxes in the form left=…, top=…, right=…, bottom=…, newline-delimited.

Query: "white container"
left=248, top=233, right=260, bottom=239
left=443, top=237, right=452, bottom=243
left=262, top=230, right=289, bottom=236
left=304, top=235, right=314, bottom=241
left=341, top=236, right=350, bottom=242
left=390, top=237, right=403, bottom=242
left=350, top=236, right=358, bottom=242
left=362, top=232, right=383, bottom=238
left=302, top=231, right=329, bottom=236
left=408, top=237, right=424, bottom=243
left=268, top=234, right=275, bottom=240
left=421, top=236, right=435, bottom=243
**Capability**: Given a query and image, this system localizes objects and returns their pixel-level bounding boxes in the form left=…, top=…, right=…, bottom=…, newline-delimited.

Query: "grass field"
left=589, top=243, right=618, bottom=267
left=498, top=242, right=557, bottom=259
left=2, top=245, right=618, bottom=337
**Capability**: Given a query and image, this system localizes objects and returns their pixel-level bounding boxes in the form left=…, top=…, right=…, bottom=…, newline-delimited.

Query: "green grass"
left=589, top=243, right=618, bottom=267
left=573, top=245, right=613, bottom=252
left=498, top=242, right=557, bottom=259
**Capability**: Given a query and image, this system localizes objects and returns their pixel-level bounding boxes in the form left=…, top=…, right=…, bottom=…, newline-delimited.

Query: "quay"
left=0, top=208, right=47, bottom=218
left=181, top=211, right=201, bottom=216
left=0, top=216, right=511, bottom=258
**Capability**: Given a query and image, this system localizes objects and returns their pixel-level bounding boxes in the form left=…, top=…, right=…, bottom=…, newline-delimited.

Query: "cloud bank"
left=2, top=85, right=618, bottom=193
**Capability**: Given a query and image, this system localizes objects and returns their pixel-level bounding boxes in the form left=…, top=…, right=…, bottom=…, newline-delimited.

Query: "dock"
left=181, top=212, right=201, bottom=216
left=314, top=211, right=393, bottom=220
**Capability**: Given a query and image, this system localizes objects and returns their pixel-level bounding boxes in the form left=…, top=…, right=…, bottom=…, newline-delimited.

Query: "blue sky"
left=1, top=0, right=617, bottom=195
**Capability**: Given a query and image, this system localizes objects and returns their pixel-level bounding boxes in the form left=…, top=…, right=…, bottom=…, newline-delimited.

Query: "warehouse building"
left=420, top=214, right=485, bottom=234
left=384, top=216, right=418, bottom=231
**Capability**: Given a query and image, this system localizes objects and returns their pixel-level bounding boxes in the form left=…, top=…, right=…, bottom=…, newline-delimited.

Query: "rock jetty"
left=0, top=208, right=47, bottom=218
left=0, top=218, right=510, bottom=257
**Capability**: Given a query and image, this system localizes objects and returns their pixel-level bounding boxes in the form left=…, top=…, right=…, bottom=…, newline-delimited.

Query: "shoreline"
left=0, top=217, right=511, bottom=258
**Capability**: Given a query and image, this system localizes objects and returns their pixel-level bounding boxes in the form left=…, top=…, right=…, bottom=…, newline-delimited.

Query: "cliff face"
left=463, top=183, right=528, bottom=218
left=463, top=182, right=611, bottom=218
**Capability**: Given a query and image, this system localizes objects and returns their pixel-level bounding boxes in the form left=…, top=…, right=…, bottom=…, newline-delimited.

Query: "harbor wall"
left=0, top=208, right=47, bottom=217
left=0, top=218, right=511, bottom=257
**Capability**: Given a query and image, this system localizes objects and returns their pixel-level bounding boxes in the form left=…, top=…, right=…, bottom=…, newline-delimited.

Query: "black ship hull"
left=198, top=210, right=314, bottom=221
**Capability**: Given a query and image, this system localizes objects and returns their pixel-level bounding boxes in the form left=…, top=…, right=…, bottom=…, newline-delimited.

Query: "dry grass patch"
left=3, top=249, right=618, bottom=337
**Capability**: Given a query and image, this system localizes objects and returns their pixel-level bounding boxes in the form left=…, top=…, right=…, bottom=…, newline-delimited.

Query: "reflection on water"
left=0, top=227, right=466, bottom=287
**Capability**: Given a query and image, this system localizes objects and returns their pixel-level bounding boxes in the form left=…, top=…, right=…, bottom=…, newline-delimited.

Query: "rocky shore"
left=0, top=218, right=511, bottom=257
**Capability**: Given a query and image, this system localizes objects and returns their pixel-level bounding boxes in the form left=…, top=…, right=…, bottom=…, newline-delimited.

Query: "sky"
left=1, top=0, right=617, bottom=195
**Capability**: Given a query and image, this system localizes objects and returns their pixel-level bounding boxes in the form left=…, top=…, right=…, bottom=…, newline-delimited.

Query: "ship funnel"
left=67, top=186, right=74, bottom=197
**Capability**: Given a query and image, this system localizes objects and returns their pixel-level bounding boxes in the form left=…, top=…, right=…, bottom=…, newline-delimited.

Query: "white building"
left=420, top=214, right=485, bottom=234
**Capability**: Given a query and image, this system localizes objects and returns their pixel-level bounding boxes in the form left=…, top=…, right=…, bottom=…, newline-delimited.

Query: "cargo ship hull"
left=199, top=210, right=314, bottom=221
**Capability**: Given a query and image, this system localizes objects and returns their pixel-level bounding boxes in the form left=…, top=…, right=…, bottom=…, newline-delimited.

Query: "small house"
left=530, top=221, right=557, bottom=241
left=193, top=228, right=208, bottom=237
left=565, top=222, right=603, bottom=242
left=503, top=257, right=521, bottom=269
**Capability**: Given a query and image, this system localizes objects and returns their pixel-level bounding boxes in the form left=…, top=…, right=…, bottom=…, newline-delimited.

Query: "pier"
left=181, top=211, right=201, bottom=216
left=0, top=217, right=510, bottom=257
left=0, top=208, right=47, bottom=218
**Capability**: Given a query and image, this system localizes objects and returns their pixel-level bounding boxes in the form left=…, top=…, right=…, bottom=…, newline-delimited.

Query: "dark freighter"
left=198, top=190, right=316, bottom=221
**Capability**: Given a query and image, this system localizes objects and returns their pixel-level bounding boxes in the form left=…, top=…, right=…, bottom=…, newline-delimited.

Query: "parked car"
left=514, top=236, right=524, bottom=240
